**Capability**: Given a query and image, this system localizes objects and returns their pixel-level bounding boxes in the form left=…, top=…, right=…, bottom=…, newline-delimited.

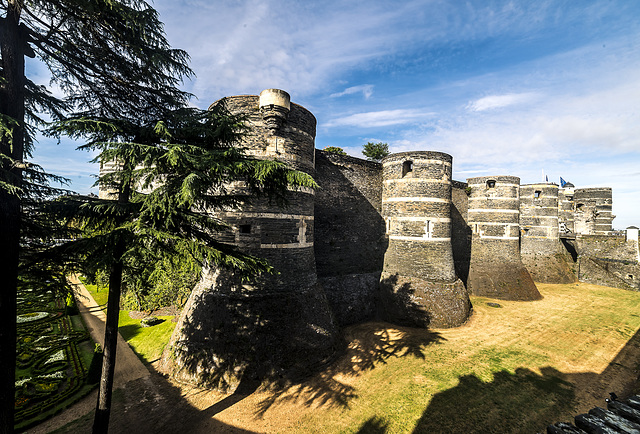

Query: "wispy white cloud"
left=466, top=92, right=538, bottom=112
left=330, top=85, right=374, bottom=99
left=325, top=109, right=435, bottom=128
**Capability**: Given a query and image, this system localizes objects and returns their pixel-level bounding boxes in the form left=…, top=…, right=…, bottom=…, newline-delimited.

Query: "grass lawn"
left=82, top=281, right=176, bottom=364
left=178, top=282, right=640, bottom=433
left=74, top=281, right=640, bottom=433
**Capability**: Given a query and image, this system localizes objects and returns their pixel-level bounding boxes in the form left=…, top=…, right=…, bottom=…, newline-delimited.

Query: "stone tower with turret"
left=161, top=90, right=338, bottom=390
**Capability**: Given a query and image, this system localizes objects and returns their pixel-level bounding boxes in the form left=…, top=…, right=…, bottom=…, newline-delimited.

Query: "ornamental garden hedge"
left=14, top=287, right=96, bottom=431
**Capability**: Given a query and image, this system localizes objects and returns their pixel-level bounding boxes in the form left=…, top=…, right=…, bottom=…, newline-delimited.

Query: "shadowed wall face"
left=314, top=151, right=386, bottom=325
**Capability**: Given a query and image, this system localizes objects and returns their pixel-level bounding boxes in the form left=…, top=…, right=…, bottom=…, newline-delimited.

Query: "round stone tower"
left=558, top=182, right=575, bottom=235
left=520, top=183, right=575, bottom=283
left=466, top=176, right=541, bottom=300
left=161, top=90, right=338, bottom=390
left=379, top=151, right=470, bottom=328
left=574, top=187, right=614, bottom=235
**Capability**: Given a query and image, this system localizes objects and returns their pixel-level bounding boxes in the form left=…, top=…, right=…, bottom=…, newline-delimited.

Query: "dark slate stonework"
left=314, top=151, right=386, bottom=325
left=548, top=394, right=640, bottom=433
left=160, top=268, right=338, bottom=391
left=379, top=151, right=471, bottom=328
left=162, top=91, right=339, bottom=389
left=466, top=176, right=541, bottom=300
left=576, top=235, right=640, bottom=290
left=520, top=183, right=576, bottom=284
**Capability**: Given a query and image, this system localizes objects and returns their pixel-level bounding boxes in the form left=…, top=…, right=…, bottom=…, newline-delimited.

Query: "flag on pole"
left=545, top=175, right=548, bottom=182
left=560, top=177, right=567, bottom=187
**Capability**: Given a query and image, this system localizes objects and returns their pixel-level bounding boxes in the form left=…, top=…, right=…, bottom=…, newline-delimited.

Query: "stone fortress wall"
left=155, top=89, right=638, bottom=390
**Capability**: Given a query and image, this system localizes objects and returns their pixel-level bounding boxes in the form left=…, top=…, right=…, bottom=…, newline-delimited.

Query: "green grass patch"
left=82, top=279, right=176, bottom=364
left=117, top=312, right=176, bottom=364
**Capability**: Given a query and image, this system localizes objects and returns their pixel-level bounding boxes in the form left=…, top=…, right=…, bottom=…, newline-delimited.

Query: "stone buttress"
left=160, top=89, right=338, bottom=390
left=379, top=151, right=471, bottom=328
left=466, top=176, right=541, bottom=300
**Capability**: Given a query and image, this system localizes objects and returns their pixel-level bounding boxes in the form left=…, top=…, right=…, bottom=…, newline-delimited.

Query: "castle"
left=144, top=89, right=639, bottom=390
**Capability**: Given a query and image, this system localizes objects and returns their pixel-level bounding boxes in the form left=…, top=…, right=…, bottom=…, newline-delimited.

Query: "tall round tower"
left=466, top=176, right=541, bottom=300
left=379, top=151, right=470, bottom=328
left=558, top=182, right=575, bottom=235
left=161, top=90, right=337, bottom=390
left=520, top=183, right=575, bottom=283
left=574, top=187, right=614, bottom=235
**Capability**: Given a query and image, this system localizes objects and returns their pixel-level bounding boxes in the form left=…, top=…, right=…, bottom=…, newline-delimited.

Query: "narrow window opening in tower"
left=567, top=195, right=573, bottom=201
left=628, top=274, right=634, bottom=279
left=534, top=190, right=541, bottom=198
left=239, top=224, right=251, bottom=234
left=473, top=223, right=478, bottom=234
left=486, top=180, right=496, bottom=188
left=577, top=203, right=585, bottom=211
left=402, top=160, right=413, bottom=178
left=424, top=220, right=432, bottom=238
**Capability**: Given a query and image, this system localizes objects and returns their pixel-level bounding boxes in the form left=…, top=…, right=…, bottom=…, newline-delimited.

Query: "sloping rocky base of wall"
left=578, top=257, right=639, bottom=291
left=467, top=262, right=542, bottom=301
left=378, top=273, right=471, bottom=328
left=319, top=273, right=379, bottom=326
left=522, top=252, right=577, bottom=284
left=159, top=268, right=339, bottom=392
left=548, top=395, right=640, bottom=433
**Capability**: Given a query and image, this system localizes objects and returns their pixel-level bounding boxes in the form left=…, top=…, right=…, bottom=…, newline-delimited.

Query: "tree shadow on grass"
left=412, top=367, right=574, bottom=433
left=252, top=321, right=445, bottom=417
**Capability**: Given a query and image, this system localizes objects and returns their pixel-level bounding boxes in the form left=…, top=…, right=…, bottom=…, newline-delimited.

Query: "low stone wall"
left=578, top=257, right=639, bottom=290
left=576, top=235, right=639, bottom=290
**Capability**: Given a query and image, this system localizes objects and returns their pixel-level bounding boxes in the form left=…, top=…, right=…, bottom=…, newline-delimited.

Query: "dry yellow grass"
left=169, top=282, right=640, bottom=433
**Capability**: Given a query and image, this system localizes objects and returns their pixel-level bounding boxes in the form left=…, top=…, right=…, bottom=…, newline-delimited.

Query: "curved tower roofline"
left=382, top=150, right=452, bottom=163
left=209, top=90, right=317, bottom=124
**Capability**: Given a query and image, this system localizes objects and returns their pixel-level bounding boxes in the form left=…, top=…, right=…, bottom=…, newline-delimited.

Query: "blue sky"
left=30, top=0, right=640, bottom=228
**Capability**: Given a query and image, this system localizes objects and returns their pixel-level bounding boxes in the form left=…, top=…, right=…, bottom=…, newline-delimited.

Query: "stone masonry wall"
left=451, top=181, right=472, bottom=284
left=466, top=176, right=541, bottom=300
left=576, top=235, right=639, bottom=290
left=520, top=183, right=575, bottom=283
left=314, top=150, right=386, bottom=325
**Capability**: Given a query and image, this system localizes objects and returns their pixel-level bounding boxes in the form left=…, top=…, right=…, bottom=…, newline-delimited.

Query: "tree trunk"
left=92, top=253, right=124, bottom=434
left=92, top=184, right=131, bottom=434
left=0, top=2, right=25, bottom=431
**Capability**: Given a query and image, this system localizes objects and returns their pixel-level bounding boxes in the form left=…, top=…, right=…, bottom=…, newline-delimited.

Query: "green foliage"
left=362, top=141, right=390, bottom=162
left=121, top=244, right=199, bottom=311
left=323, top=146, right=347, bottom=155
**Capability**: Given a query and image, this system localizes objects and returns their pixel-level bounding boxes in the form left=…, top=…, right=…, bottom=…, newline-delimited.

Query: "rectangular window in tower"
left=239, top=224, right=252, bottom=234
left=534, top=190, right=541, bottom=198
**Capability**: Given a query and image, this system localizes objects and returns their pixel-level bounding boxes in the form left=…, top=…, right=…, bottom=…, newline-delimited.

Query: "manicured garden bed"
left=14, top=288, right=96, bottom=431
